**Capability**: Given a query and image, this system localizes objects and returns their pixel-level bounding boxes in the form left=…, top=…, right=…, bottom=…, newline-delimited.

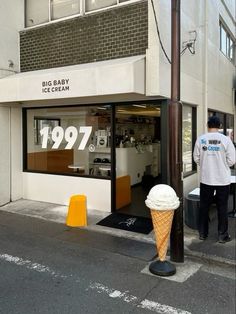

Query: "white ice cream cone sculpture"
left=145, top=184, right=180, bottom=264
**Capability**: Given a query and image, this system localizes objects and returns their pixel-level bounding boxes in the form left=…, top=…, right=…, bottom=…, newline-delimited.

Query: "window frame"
left=24, top=0, right=141, bottom=28
left=219, top=20, right=235, bottom=63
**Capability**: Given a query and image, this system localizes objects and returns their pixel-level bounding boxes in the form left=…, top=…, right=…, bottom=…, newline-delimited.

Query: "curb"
left=184, top=247, right=236, bottom=268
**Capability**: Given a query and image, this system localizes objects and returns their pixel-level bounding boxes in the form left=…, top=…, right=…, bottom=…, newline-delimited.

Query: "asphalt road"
left=0, top=211, right=235, bottom=314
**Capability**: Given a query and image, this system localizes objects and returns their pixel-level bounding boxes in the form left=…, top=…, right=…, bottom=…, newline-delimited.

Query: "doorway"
left=0, top=107, right=10, bottom=206
left=115, top=104, right=161, bottom=218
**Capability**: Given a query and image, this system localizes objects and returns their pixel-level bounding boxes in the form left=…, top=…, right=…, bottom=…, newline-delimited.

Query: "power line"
left=151, top=0, right=171, bottom=64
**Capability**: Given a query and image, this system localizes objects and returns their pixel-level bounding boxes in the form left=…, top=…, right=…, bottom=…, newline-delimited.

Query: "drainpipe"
left=203, top=0, right=208, bottom=132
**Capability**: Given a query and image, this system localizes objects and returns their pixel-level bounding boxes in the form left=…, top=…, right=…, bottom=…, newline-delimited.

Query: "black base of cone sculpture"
left=149, top=260, right=176, bottom=277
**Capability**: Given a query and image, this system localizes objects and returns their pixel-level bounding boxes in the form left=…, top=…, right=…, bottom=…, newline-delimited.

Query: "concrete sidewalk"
left=0, top=199, right=235, bottom=267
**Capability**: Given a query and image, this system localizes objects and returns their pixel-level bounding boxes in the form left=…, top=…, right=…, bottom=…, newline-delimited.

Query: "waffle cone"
left=151, top=209, right=174, bottom=261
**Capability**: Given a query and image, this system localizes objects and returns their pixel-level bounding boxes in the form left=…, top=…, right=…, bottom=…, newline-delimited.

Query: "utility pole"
left=169, top=0, right=184, bottom=263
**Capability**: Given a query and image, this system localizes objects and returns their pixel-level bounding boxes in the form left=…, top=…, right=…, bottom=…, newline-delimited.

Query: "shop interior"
left=114, top=104, right=161, bottom=218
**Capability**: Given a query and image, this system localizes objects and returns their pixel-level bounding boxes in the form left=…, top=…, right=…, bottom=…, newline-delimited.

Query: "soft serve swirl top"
left=145, top=184, right=180, bottom=211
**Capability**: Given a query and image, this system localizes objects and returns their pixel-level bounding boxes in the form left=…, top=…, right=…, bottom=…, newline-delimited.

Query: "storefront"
left=22, top=101, right=164, bottom=217
left=0, top=55, right=169, bottom=217
left=0, top=50, right=202, bottom=218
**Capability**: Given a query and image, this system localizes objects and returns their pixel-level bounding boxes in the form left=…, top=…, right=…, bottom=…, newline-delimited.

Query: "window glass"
left=208, top=111, right=225, bottom=134
left=220, top=26, right=227, bottom=56
left=229, top=38, right=234, bottom=61
left=51, top=0, right=80, bottom=20
left=182, top=106, right=194, bottom=174
left=26, top=0, right=49, bottom=27
left=115, top=104, right=160, bottom=182
left=226, top=114, right=234, bottom=142
left=85, top=0, right=117, bottom=12
left=208, top=111, right=234, bottom=142
left=220, top=22, right=235, bottom=61
left=26, top=106, right=111, bottom=178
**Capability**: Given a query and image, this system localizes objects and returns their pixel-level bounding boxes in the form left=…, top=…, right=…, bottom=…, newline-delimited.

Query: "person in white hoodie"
left=193, top=115, right=236, bottom=243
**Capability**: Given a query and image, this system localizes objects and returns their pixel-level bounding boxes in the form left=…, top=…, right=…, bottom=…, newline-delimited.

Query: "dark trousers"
left=199, top=183, right=230, bottom=237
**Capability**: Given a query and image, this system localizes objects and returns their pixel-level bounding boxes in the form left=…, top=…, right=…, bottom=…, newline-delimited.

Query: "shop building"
left=0, top=0, right=235, bottom=218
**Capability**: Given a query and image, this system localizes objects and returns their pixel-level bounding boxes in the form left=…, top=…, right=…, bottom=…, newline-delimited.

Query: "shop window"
left=24, top=106, right=111, bottom=178
left=34, top=118, right=60, bottom=145
left=182, top=105, right=196, bottom=176
left=220, top=21, right=235, bottom=62
left=115, top=104, right=161, bottom=181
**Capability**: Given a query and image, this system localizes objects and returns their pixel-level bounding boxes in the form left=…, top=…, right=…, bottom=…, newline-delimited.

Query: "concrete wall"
left=147, top=0, right=235, bottom=117
left=11, top=107, right=23, bottom=201
left=0, top=1, right=24, bottom=203
left=0, top=107, right=10, bottom=205
left=23, top=173, right=111, bottom=212
left=147, top=0, right=235, bottom=191
left=0, top=0, right=24, bottom=78
left=0, top=0, right=235, bottom=207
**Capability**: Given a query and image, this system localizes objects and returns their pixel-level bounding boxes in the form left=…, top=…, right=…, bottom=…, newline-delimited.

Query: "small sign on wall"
left=41, top=79, right=70, bottom=93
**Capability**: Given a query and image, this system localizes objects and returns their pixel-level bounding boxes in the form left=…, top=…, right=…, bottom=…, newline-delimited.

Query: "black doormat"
left=97, top=213, right=153, bottom=234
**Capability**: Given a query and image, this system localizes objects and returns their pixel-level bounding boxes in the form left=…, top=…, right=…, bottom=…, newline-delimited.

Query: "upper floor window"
left=85, top=0, right=116, bottom=12
left=26, top=0, right=49, bottom=27
left=25, top=0, right=136, bottom=27
left=220, top=21, right=235, bottom=62
left=51, top=0, right=80, bottom=20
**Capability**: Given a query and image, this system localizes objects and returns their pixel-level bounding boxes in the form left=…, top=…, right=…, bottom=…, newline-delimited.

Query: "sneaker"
left=218, top=235, right=231, bottom=243
left=199, top=234, right=208, bottom=241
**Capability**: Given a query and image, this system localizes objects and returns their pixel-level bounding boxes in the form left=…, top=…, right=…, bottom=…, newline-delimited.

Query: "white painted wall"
left=0, top=56, right=145, bottom=102
left=147, top=0, right=235, bottom=117
left=11, top=106, right=23, bottom=201
left=207, top=0, right=235, bottom=114
left=0, top=0, right=234, bottom=210
left=0, top=0, right=24, bottom=78
left=0, top=107, right=10, bottom=205
left=23, top=173, right=111, bottom=212
left=147, top=0, right=235, bottom=191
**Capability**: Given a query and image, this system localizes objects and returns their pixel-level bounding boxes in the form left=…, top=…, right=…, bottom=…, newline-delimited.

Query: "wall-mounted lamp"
left=181, top=30, right=197, bottom=55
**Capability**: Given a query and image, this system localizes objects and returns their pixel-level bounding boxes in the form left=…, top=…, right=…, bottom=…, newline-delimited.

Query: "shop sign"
left=41, top=79, right=70, bottom=93
left=40, top=126, right=92, bottom=150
